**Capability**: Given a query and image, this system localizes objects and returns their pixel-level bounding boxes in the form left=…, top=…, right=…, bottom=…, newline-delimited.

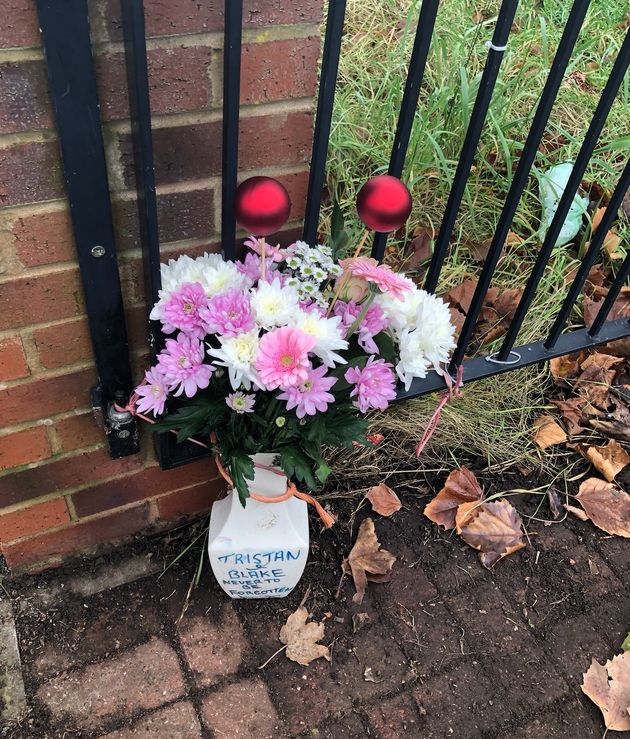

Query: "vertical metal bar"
left=497, top=28, right=630, bottom=360
left=448, top=0, right=591, bottom=370
left=221, top=0, right=243, bottom=260
left=371, top=0, right=439, bottom=262
left=589, top=255, right=630, bottom=336
left=302, top=0, right=346, bottom=245
left=423, top=0, right=519, bottom=292
left=36, top=0, right=139, bottom=458
left=545, top=157, right=630, bottom=348
left=121, top=0, right=161, bottom=348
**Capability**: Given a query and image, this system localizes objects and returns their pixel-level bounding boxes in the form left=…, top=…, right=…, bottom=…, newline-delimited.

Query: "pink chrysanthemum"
left=255, top=326, right=316, bottom=390
left=135, top=367, right=169, bottom=416
left=156, top=333, right=214, bottom=398
left=160, top=282, right=209, bottom=338
left=345, top=355, right=397, bottom=413
left=345, top=257, right=411, bottom=300
left=278, top=364, right=337, bottom=418
left=226, top=391, right=256, bottom=414
left=333, top=300, right=389, bottom=354
left=244, top=235, right=286, bottom=262
left=200, top=289, right=255, bottom=337
left=236, top=253, right=262, bottom=283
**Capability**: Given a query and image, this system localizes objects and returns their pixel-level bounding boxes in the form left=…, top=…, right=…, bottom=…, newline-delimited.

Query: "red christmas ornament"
left=356, top=175, right=412, bottom=233
left=234, top=176, right=291, bottom=236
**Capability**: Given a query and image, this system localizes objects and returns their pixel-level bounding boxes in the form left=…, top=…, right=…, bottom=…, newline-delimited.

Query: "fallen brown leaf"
left=551, top=398, right=586, bottom=435
left=576, top=478, right=630, bottom=537
left=584, top=287, right=630, bottom=329
left=533, top=415, right=568, bottom=449
left=444, top=279, right=478, bottom=316
left=564, top=503, right=590, bottom=521
left=405, top=227, right=435, bottom=270
left=455, top=498, right=526, bottom=569
left=279, top=606, right=331, bottom=666
left=342, top=518, right=396, bottom=604
left=582, top=652, right=630, bottom=731
left=549, top=351, right=588, bottom=385
left=603, top=229, right=623, bottom=260
left=547, top=487, right=563, bottom=519
left=424, top=467, right=484, bottom=530
left=573, top=439, right=630, bottom=482
left=366, top=483, right=402, bottom=517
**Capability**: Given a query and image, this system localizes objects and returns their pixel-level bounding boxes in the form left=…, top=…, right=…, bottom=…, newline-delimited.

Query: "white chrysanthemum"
left=291, top=310, right=348, bottom=367
left=197, top=258, right=250, bottom=298
left=207, top=329, right=263, bottom=391
left=395, top=292, right=456, bottom=390
left=374, top=275, right=421, bottom=335
left=250, top=277, right=300, bottom=329
left=149, top=253, right=249, bottom=321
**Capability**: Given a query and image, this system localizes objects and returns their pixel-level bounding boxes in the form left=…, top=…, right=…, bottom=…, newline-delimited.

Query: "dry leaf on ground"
left=342, top=517, right=396, bottom=604
left=424, top=467, right=484, bottom=530
left=549, top=351, right=588, bottom=385
left=551, top=398, right=586, bottom=435
left=405, top=226, right=435, bottom=270
left=366, top=483, right=402, bottom=517
left=279, top=606, right=330, bottom=666
left=573, top=439, right=630, bottom=482
left=581, top=652, right=630, bottom=731
left=547, top=487, right=563, bottom=519
left=584, top=288, right=630, bottom=329
left=533, top=415, right=568, bottom=449
left=455, top=498, right=526, bottom=569
left=565, top=503, right=590, bottom=521
left=576, top=478, right=630, bottom=537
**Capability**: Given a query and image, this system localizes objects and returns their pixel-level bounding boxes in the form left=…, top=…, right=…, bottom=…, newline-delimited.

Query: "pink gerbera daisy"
left=160, top=282, right=209, bottom=338
left=345, top=355, right=397, bottom=413
left=345, top=257, right=411, bottom=300
left=278, top=364, right=337, bottom=418
left=156, top=333, right=215, bottom=398
left=255, top=326, right=316, bottom=390
left=200, top=289, right=255, bottom=336
left=135, top=367, right=169, bottom=416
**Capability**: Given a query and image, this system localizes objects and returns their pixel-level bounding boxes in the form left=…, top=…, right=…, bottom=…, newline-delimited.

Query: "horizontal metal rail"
left=397, top=318, right=630, bottom=401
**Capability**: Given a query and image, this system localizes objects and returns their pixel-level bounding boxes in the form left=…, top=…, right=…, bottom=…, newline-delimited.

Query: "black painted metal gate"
left=34, top=0, right=630, bottom=466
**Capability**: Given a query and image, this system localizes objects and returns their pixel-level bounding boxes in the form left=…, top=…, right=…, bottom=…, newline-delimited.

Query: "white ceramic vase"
left=208, top=453, right=309, bottom=599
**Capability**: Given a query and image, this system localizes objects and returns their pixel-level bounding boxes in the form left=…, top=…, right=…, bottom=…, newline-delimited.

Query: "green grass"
left=324, top=0, right=629, bottom=470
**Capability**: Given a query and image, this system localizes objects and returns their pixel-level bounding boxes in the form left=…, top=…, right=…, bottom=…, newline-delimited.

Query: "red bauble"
left=234, top=176, right=291, bottom=236
left=356, top=175, right=412, bottom=233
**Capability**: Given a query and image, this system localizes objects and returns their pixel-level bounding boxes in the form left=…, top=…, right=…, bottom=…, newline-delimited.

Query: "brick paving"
left=2, top=495, right=629, bottom=738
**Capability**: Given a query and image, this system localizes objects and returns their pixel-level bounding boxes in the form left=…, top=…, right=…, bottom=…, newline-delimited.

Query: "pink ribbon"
left=415, top=365, right=464, bottom=457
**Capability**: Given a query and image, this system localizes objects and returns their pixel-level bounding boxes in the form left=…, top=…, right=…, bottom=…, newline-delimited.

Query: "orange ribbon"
left=213, top=452, right=336, bottom=529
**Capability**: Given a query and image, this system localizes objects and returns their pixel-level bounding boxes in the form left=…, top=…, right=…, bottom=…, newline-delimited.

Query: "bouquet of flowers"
left=132, top=232, right=456, bottom=504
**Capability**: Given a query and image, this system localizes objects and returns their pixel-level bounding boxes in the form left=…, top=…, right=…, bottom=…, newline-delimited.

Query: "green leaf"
left=228, top=453, right=255, bottom=507
left=372, top=331, right=397, bottom=364
left=330, top=200, right=349, bottom=258
left=279, top=446, right=318, bottom=491
left=622, top=632, right=630, bottom=652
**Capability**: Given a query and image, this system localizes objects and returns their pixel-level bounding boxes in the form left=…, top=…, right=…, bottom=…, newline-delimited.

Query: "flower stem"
left=345, top=288, right=378, bottom=340
left=259, top=236, right=266, bottom=281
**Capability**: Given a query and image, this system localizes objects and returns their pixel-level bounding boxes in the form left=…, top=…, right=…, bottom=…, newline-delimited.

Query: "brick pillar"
left=0, top=0, right=322, bottom=572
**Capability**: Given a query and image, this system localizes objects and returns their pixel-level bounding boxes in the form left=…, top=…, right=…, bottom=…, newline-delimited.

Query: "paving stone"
left=482, top=652, right=569, bottom=722
left=177, top=603, right=247, bottom=687
left=22, top=584, right=163, bottom=679
left=448, top=582, right=538, bottom=655
left=99, top=701, right=202, bottom=738
left=200, top=677, right=281, bottom=738
left=36, top=638, right=185, bottom=732
left=0, top=599, right=27, bottom=725
left=594, top=534, right=630, bottom=581
left=511, top=699, right=603, bottom=739
left=563, top=545, right=623, bottom=598
left=544, top=614, right=612, bottom=683
left=373, top=543, right=438, bottom=611
left=412, top=662, right=495, bottom=737
left=385, top=599, right=466, bottom=676
left=315, top=712, right=367, bottom=738
left=365, top=691, right=423, bottom=738
left=583, top=593, right=630, bottom=653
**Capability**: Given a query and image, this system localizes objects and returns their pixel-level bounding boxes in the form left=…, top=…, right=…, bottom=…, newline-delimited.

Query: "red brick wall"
left=0, top=0, right=322, bottom=573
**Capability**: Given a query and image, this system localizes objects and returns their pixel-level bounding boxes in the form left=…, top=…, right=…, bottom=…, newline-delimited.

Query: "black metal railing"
left=36, top=0, right=630, bottom=465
